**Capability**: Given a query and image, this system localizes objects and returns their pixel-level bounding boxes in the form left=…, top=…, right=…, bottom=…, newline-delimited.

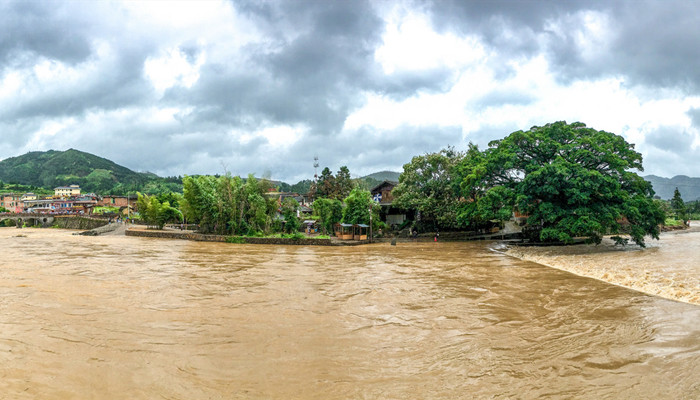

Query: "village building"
left=21, top=193, right=37, bottom=201
left=22, top=194, right=98, bottom=214
left=1, top=193, right=23, bottom=213
left=54, top=185, right=81, bottom=198
left=370, top=180, right=410, bottom=228
left=265, top=191, right=312, bottom=217
left=23, top=198, right=54, bottom=213
left=97, top=195, right=138, bottom=214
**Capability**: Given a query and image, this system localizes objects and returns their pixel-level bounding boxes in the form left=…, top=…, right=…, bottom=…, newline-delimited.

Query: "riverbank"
left=125, top=226, right=369, bottom=246
left=505, top=221, right=700, bottom=305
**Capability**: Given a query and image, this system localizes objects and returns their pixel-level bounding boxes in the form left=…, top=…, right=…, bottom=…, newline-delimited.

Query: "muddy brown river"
left=1, top=229, right=699, bottom=399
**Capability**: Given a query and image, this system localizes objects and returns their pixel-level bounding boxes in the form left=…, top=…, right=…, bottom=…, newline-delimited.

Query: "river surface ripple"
left=1, top=229, right=698, bottom=399
left=506, top=222, right=700, bottom=305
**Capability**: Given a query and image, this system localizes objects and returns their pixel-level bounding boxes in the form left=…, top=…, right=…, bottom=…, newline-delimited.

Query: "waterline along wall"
left=125, top=229, right=348, bottom=246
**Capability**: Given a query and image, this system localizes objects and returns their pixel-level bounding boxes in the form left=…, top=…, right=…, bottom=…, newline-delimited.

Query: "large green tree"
left=281, top=197, right=301, bottom=233
left=312, top=197, right=343, bottom=234
left=335, top=166, right=354, bottom=200
left=458, top=121, right=665, bottom=246
left=392, top=147, right=464, bottom=230
left=314, top=166, right=355, bottom=200
left=342, top=188, right=380, bottom=231
left=670, top=187, right=687, bottom=221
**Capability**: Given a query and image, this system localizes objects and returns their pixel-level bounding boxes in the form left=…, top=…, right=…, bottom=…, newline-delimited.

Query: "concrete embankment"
left=125, top=228, right=369, bottom=246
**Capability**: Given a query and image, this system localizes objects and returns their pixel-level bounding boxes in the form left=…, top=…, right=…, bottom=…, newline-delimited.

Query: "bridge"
left=0, top=213, right=61, bottom=228
left=0, top=214, right=113, bottom=229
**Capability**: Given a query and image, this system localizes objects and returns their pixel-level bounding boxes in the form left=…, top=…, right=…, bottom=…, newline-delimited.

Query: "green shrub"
left=281, top=232, right=305, bottom=240
left=664, top=218, right=682, bottom=226
left=225, top=236, right=246, bottom=244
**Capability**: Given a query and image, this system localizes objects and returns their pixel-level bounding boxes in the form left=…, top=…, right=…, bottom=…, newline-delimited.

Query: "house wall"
left=381, top=188, right=394, bottom=203
left=1, top=194, right=23, bottom=213
left=99, top=196, right=131, bottom=207
left=54, top=186, right=81, bottom=197
left=386, top=213, right=406, bottom=226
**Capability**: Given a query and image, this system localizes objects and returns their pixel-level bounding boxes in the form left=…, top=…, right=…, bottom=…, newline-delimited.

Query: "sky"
left=2, top=0, right=700, bottom=183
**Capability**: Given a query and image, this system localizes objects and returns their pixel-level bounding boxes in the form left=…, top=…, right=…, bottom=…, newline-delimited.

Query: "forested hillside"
left=0, top=149, right=181, bottom=195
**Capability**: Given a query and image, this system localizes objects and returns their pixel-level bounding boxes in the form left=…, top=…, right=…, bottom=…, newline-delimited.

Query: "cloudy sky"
left=2, top=0, right=700, bottom=183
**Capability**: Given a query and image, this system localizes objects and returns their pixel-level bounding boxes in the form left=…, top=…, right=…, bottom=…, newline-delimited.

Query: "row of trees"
left=131, top=121, right=668, bottom=246
left=686, top=200, right=700, bottom=219
left=131, top=164, right=382, bottom=237
left=179, top=174, right=282, bottom=235
left=311, top=188, right=381, bottom=234
left=392, top=121, right=665, bottom=246
left=309, top=163, right=383, bottom=234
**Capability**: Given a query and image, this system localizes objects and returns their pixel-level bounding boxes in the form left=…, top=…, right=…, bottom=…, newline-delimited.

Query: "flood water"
left=507, top=225, right=700, bottom=305
left=1, top=229, right=699, bottom=399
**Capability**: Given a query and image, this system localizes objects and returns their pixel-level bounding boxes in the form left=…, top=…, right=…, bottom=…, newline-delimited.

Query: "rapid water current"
left=1, top=228, right=698, bottom=399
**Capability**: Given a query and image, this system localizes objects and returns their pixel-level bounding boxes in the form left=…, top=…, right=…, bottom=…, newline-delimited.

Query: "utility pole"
left=369, top=204, right=372, bottom=243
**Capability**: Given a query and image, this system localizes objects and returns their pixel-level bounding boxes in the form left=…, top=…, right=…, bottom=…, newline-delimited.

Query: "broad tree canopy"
left=392, top=147, right=464, bottom=230
left=458, top=121, right=664, bottom=246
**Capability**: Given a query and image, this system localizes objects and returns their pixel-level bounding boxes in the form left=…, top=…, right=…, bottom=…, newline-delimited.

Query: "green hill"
left=358, top=170, right=401, bottom=190
left=0, top=149, right=177, bottom=194
left=363, top=171, right=400, bottom=182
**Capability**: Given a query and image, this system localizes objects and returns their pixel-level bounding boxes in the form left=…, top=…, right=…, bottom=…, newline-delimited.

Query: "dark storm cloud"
left=426, top=0, right=608, bottom=53
left=0, top=1, right=94, bottom=68
left=169, top=0, right=456, bottom=136
left=1, top=1, right=158, bottom=122
left=645, top=126, right=694, bottom=155
left=428, top=0, right=700, bottom=93
left=689, top=108, right=700, bottom=129
left=6, top=56, right=154, bottom=121
left=608, top=1, right=700, bottom=91
left=165, top=0, right=383, bottom=135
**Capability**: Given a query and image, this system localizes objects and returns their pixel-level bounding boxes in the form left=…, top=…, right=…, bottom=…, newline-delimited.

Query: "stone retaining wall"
left=125, top=229, right=342, bottom=246
left=55, top=216, right=109, bottom=230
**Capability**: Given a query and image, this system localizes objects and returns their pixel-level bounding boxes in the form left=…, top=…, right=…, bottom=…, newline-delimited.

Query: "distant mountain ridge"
left=363, top=170, right=401, bottom=182
left=643, top=175, right=700, bottom=201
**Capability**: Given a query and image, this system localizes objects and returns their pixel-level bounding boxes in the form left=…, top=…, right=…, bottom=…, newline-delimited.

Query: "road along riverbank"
left=505, top=222, right=700, bottom=305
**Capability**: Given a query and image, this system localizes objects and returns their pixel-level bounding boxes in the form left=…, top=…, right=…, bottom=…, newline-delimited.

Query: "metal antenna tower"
left=313, top=155, right=319, bottom=181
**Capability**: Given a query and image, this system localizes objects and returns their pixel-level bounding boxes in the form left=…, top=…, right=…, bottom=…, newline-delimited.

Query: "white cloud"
left=375, top=10, right=485, bottom=74
left=144, top=47, right=205, bottom=94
